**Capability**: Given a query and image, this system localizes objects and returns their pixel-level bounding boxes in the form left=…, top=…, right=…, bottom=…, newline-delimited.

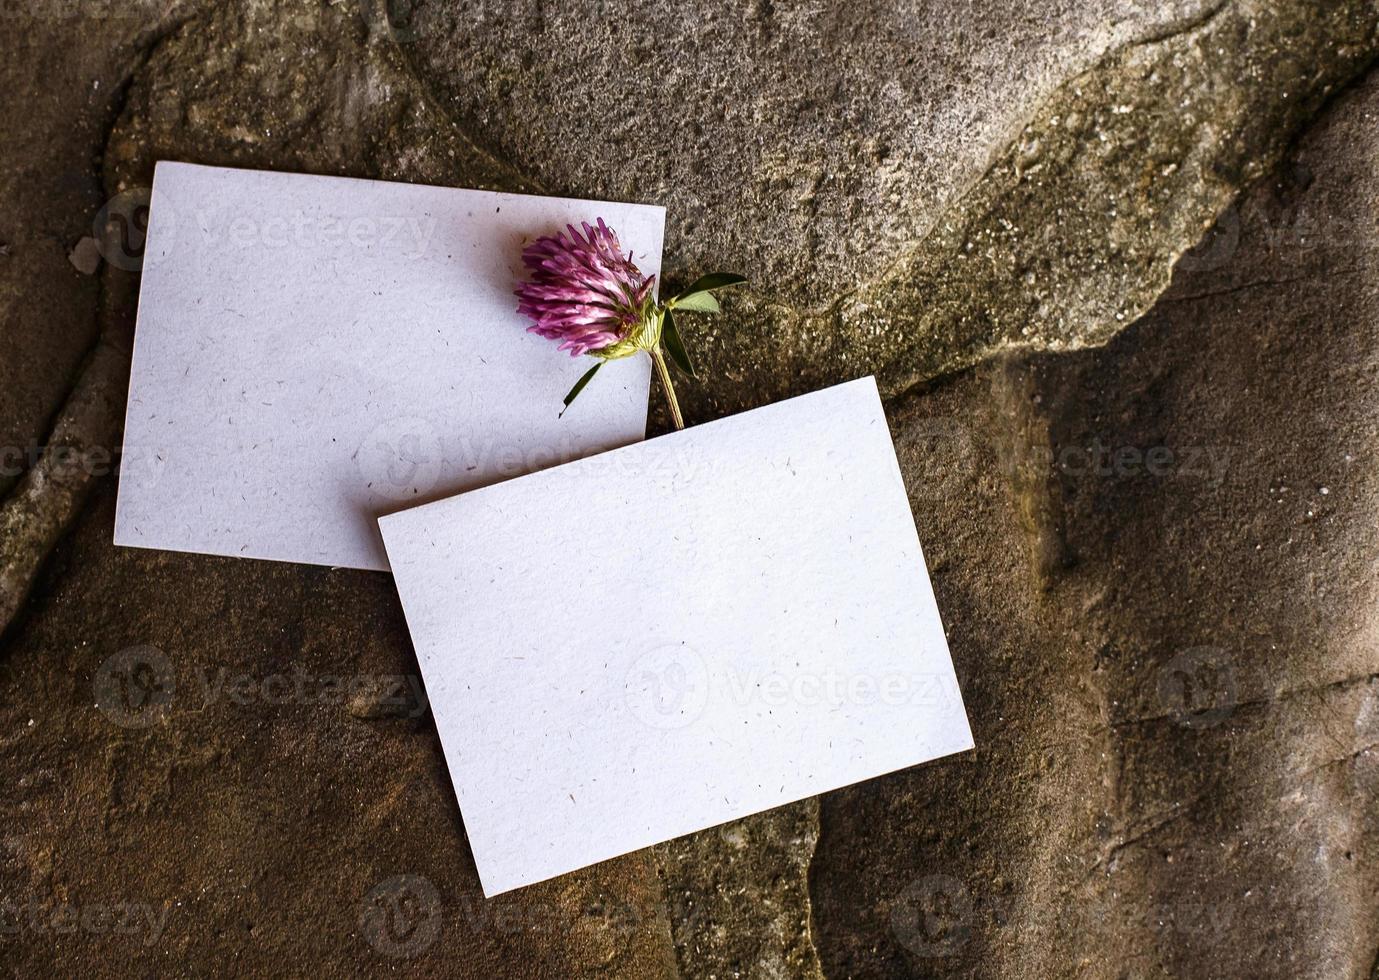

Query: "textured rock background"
left=1, top=0, right=1376, bottom=976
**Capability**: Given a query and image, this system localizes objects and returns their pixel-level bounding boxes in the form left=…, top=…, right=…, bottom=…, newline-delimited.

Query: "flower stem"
left=650, top=348, right=685, bottom=430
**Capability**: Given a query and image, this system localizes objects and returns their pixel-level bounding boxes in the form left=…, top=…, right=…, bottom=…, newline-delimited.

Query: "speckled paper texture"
left=380, top=377, right=974, bottom=896
left=115, top=161, right=662, bottom=570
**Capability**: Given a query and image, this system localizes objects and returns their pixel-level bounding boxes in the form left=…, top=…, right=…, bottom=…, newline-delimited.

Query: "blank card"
left=115, top=162, right=663, bottom=570
left=379, top=377, right=974, bottom=896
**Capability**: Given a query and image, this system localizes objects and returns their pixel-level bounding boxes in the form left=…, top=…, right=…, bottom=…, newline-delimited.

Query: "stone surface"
left=4, top=1, right=679, bottom=975
left=812, top=70, right=1379, bottom=979
left=1, top=497, right=680, bottom=975
left=404, top=0, right=1379, bottom=417
left=0, top=1, right=182, bottom=500
left=828, top=0, right=1379, bottom=398
left=657, top=800, right=823, bottom=980
left=402, top=0, right=1214, bottom=307
left=1, top=0, right=1377, bottom=975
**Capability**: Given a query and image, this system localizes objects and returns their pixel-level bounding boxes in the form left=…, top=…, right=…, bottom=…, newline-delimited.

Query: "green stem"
left=649, top=347, right=685, bottom=430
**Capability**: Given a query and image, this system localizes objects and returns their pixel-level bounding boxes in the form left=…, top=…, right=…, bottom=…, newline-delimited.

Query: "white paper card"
left=380, top=377, right=974, bottom=896
left=115, top=161, right=663, bottom=570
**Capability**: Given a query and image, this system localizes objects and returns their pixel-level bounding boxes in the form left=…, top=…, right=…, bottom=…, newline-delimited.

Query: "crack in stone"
left=1088, top=731, right=1379, bottom=877
left=1091, top=803, right=1197, bottom=874
left=1164, top=265, right=1369, bottom=304
left=738, top=0, right=1379, bottom=410
left=1107, top=670, right=1379, bottom=729
left=0, top=12, right=195, bottom=493
left=383, top=45, right=546, bottom=194
left=0, top=339, right=127, bottom=640
left=0, top=12, right=196, bottom=644
left=1129, top=0, right=1232, bottom=47
left=1291, top=738, right=1379, bottom=781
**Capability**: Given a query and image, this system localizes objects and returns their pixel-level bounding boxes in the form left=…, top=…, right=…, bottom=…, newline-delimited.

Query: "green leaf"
left=670, top=291, right=720, bottom=314
left=662, top=308, right=696, bottom=378
left=680, top=272, right=747, bottom=295
left=559, top=362, right=602, bottom=417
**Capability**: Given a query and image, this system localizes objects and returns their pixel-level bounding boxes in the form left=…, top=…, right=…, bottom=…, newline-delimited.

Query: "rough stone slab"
left=1, top=0, right=1377, bottom=975
left=0, top=2, right=190, bottom=498
left=810, top=68, right=1379, bottom=980
left=401, top=0, right=1379, bottom=424
left=829, top=0, right=1379, bottom=399
left=656, top=801, right=823, bottom=980
left=0, top=489, right=681, bottom=975
left=2, top=1, right=676, bottom=975
left=0, top=338, right=125, bottom=637
left=400, top=0, right=1212, bottom=307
